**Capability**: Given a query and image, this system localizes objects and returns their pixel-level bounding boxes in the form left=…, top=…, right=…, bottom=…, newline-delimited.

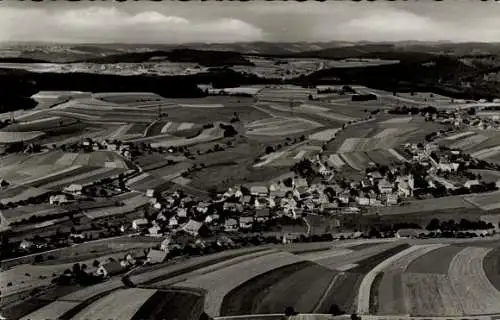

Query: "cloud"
left=0, top=7, right=264, bottom=43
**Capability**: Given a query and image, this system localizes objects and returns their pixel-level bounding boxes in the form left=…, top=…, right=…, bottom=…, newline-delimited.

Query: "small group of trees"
left=426, top=218, right=494, bottom=231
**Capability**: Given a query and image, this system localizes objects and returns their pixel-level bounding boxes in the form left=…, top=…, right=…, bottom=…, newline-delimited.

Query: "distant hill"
left=75, top=49, right=255, bottom=67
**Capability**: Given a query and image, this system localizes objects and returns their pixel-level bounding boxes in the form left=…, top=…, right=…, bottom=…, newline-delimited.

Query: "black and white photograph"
left=4, top=0, right=500, bottom=319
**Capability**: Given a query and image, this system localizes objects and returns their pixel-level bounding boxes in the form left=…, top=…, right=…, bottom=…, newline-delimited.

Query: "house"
left=107, top=143, right=118, bottom=151
left=255, top=208, right=270, bottom=222
left=19, top=239, right=33, bottom=250
left=269, top=189, right=288, bottom=198
left=204, top=214, right=220, bottom=224
left=378, top=179, right=393, bottom=194
left=397, top=178, right=414, bottom=198
left=146, top=249, right=168, bottom=264
left=176, top=208, right=187, bottom=218
left=239, top=216, right=254, bottom=229
left=224, top=218, right=239, bottom=232
left=294, top=178, right=308, bottom=189
left=132, top=218, right=148, bottom=230
left=148, top=225, right=162, bottom=236
left=168, top=217, right=179, bottom=227
left=157, top=212, right=167, bottom=221
left=369, top=198, right=382, bottom=206
left=182, top=219, right=203, bottom=236
left=464, top=179, right=481, bottom=189
left=241, top=195, right=252, bottom=204
left=250, top=186, right=268, bottom=197
left=160, top=237, right=171, bottom=251
left=223, top=202, right=243, bottom=213
left=64, top=184, right=82, bottom=196
left=338, top=194, right=349, bottom=204
left=49, top=194, right=68, bottom=205
left=386, top=193, right=398, bottom=205
left=146, top=189, right=155, bottom=198
left=196, top=202, right=210, bottom=214
left=96, top=261, right=124, bottom=278
left=356, top=197, right=370, bottom=206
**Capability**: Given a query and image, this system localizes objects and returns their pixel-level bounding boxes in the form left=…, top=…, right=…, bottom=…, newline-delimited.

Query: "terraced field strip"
left=328, top=154, right=346, bottom=168
left=471, top=145, right=500, bottom=160
left=357, top=245, right=423, bottom=314
left=466, top=192, right=500, bottom=210
left=71, top=288, right=157, bottom=320
left=381, top=117, right=413, bottom=124
left=444, top=131, right=475, bottom=141
left=19, top=300, right=81, bottom=320
left=160, top=121, right=173, bottom=133
left=374, top=128, right=400, bottom=139
left=338, top=138, right=362, bottom=153
left=152, top=249, right=278, bottom=287
left=0, top=130, right=45, bottom=143
left=175, top=251, right=304, bottom=317
left=403, top=273, right=463, bottom=316
left=41, top=167, right=117, bottom=189
left=49, top=110, right=100, bottom=121
left=18, top=165, right=85, bottom=187
left=388, top=148, right=408, bottom=162
left=340, top=153, right=362, bottom=171
left=450, top=134, right=489, bottom=151
left=254, top=151, right=287, bottom=168
left=309, top=128, right=341, bottom=141
left=376, top=244, right=447, bottom=315
left=223, top=260, right=339, bottom=315
left=130, top=247, right=273, bottom=285
left=448, top=247, right=500, bottom=315
left=178, top=104, right=224, bottom=108
left=131, top=289, right=205, bottom=320
left=294, top=150, right=307, bottom=160
left=299, top=248, right=354, bottom=262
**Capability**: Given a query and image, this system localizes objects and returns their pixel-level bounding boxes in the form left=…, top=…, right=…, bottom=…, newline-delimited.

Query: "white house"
left=19, top=239, right=33, bottom=250
left=250, top=186, right=269, bottom=197
left=160, top=237, right=171, bottom=251
left=204, top=214, right=220, bottom=224
left=168, top=217, right=178, bottom=227
left=64, top=184, right=82, bottom=196
left=224, top=218, right=239, bottom=232
left=464, top=179, right=481, bottom=189
left=356, top=197, right=370, bottom=206
left=176, top=208, right=187, bottom=218
left=378, top=179, right=393, bottom=194
left=132, top=218, right=148, bottom=230
left=239, top=216, right=254, bottom=229
left=49, top=194, right=68, bottom=205
left=148, top=225, right=162, bottom=236
left=386, top=194, right=398, bottom=205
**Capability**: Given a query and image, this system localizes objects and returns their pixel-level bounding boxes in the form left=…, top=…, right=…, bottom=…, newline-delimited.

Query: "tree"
left=93, top=260, right=100, bottom=268
left=427, top=218, right=441, bottom=231
left=329, top=304, right=344, bottom=316
left=72, top=263, right=81, bottom=274
left=284, top=306, right=298, bottom=317
left=265, top=146, right=275, bottom=154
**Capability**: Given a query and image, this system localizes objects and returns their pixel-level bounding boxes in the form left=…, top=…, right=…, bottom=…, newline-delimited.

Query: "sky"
left=2, top=0, right=500, bottom=44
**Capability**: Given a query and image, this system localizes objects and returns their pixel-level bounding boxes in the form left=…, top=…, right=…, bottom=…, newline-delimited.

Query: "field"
left=72, top=288, right=158, bottom=320
left=245, top=116, right=323, bottom=136
left=254, top=144, right=322, bottom=168
left=466, top=191, right=500, bottom=210
left=83, top=192, right=150, bottom=219
left=256, top=86, right=315, bottom=102
left=126, top=163, right=193, bottom=192
left=0, top=131, right=45, bottom=143
left=309, top=128, right=341, bottom=142
left=334, top=150, right=404, bottom=171
left=18, top=239, right=500, bottom=319
left=0, top=150, right=130, bottom=192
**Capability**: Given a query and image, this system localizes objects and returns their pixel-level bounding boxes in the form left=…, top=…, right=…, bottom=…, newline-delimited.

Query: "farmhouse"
left=224, top=218, right=239, bottom=232
left=378, top=179, right=394, bottom=194
left=49, top=194, right=68, bottom=205
left=204, top=214, right=220, bottom=224
left=168, top=217, right=178, bottom=227
left=132, top=218, right=148, bottom=230
left=19, top=239, right=33, bottom=250
left=96, top=261, right=124, bottom=278
left=464, top=179, right=481, bottom=188
left=250, top=186, right=269, bottom=197
left=239, top=216, right=254, bottom=229
left=146, top=249, right=168, bottom=264
left=64, top=184, right=82, bottom=196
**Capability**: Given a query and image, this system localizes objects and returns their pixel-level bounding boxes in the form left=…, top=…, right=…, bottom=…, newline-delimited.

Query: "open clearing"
left=466, top=191, right=500, bottom=210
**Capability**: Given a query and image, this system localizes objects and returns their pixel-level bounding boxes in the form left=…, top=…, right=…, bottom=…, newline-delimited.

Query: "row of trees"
left=426, top=218, right=494, bottom=231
